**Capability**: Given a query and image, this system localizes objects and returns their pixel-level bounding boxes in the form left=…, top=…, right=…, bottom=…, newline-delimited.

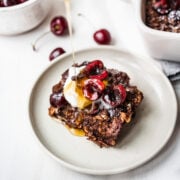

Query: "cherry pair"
left=83, top=60, right=126, bottom=107
left=33, top=15, right=112, bottom=61
left=50, top=60, right=127, bottom=108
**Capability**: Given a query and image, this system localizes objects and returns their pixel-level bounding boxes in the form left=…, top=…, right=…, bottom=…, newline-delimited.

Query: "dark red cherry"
left=3, top=0, right=18, bottom=6
left=0, top=1, right=5, bottom=7
left=50, top=16, right=68, bottom=36
left=85, top=60, right=104, bottom=74
left=83, top=79, right=105, bottom=101
left=85, top=60, right=108, bottom=80
left=1, top=0, right=27, bottom=6
left=32, top=16, right=68, bottom=51
left=49, top=47, right=65, bottom=61
left=17, top=0, right=27, bottom=3
left=93, top=29, right=111, bottom=45
left=153, top=0, right=170, bottom=14
left=90, top=70, right=108, bottom=80
left=103, top=85, right=126, bottom=107
left=50, top=92, right=67, bottom=107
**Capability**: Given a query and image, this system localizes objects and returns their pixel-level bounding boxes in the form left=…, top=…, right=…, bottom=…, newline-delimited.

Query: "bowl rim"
left=136, top=0, right=180, bottom=39
left=0, top=0, right=40, bottom=11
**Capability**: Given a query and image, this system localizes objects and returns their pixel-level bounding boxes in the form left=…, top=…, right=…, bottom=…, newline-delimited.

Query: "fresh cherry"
left=78, top=13, right=112, bottom=45
left=32, top=16, right=68, bottom=51
left=50, top=16, right=68, bottom=36
left=50, top=92, right=67, bottom=107
left=83, top=79, right=105, bottom=101
left=93, top=29, right=111, bottom=45
left=85, top=60, right=108, bottom=80
left=49, top=47, right=65, bottom=61
left=103, top=85, right=126, bottom=107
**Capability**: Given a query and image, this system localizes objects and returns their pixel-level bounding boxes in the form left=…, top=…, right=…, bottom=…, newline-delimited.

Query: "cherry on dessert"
left=50, top=16, right=68, bottom=36
left=32, top=16, right=68, bottom=51
left=114, top=85, right=127, bottom=104
left=103, top=84, right=126, bottom=107
left=49, top=47, right=65, bottom=61
left=93, top=29, right=111, bottom=45
left=50, top=92, right=67, bottom=107
left=153, top=0, right=180, bottom=14
left=90, top=70, right=108, bottom=80
left=85, top=60, right=104, bottom=74
left=85, top=60, right=108, bottom=80
left=153, top=0, right=170, bottom=14
left=83, top=79, right=105, bottom=101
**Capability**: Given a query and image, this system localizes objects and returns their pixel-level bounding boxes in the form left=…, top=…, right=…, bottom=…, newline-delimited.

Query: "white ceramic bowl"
left=133, top=0, right=180, bottom=62
left=0, top=0, right=50, bottom=35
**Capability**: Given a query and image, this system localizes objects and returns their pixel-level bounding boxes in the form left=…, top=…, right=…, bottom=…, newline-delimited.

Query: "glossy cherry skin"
left=0, top=0, right=27, bottom=7
left=93, top=29, right=111, bottom=45
left=85, top=60, right=108, bottom=80
left=50, top=92, right=67, bottom=107
left=17, top=0, right=27, bottom=3
left=90, top=70, right=108, bottom=80
left=85, top=60, right=103, bottom=73
left=103, top=85, right=126, bottom=107
left=3, top=0, right=18, bottom=6
left=0, top=1, right=5, bottom=7
left=49, top=47, right=65, bottom=61
left=153, top=0, right=171, bottom=14
left=83, top=79, right=105, bottom=101
left=50, top=16, right=68, bottom=36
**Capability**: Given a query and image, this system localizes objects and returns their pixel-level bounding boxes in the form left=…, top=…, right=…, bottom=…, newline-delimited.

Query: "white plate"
left=28, top=47, right=177, bottom=175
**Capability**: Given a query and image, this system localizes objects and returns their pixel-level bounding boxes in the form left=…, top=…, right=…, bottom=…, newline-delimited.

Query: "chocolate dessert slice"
left=48, top=60, right=143, bottom=147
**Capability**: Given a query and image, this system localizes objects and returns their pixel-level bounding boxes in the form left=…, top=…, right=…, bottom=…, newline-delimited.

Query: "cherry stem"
left=32, top=31, right=50, bottom=51
left=77, top=13, right=97, bottom=31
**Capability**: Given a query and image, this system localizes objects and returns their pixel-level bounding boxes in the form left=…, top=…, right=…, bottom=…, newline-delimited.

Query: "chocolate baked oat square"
left=48, top=60, right=143, bottom=147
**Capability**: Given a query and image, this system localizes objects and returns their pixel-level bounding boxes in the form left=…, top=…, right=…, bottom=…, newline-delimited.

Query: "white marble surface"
left=0, top=0, right=179, bottom=179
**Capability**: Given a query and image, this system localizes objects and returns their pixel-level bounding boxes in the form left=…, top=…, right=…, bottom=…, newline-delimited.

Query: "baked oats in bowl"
left=145, top=0, right=180, bottom=32
left=134, top=0, right=180, bottom=61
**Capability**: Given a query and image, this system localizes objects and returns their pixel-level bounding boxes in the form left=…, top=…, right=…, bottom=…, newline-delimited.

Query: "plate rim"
left=28, top=46, right=178, bottom=175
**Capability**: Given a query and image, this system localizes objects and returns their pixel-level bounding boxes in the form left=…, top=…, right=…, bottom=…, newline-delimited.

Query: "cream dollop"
left=64, top=66, right=92, bottom=109
left=63, top=67, right=82, bottom=107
